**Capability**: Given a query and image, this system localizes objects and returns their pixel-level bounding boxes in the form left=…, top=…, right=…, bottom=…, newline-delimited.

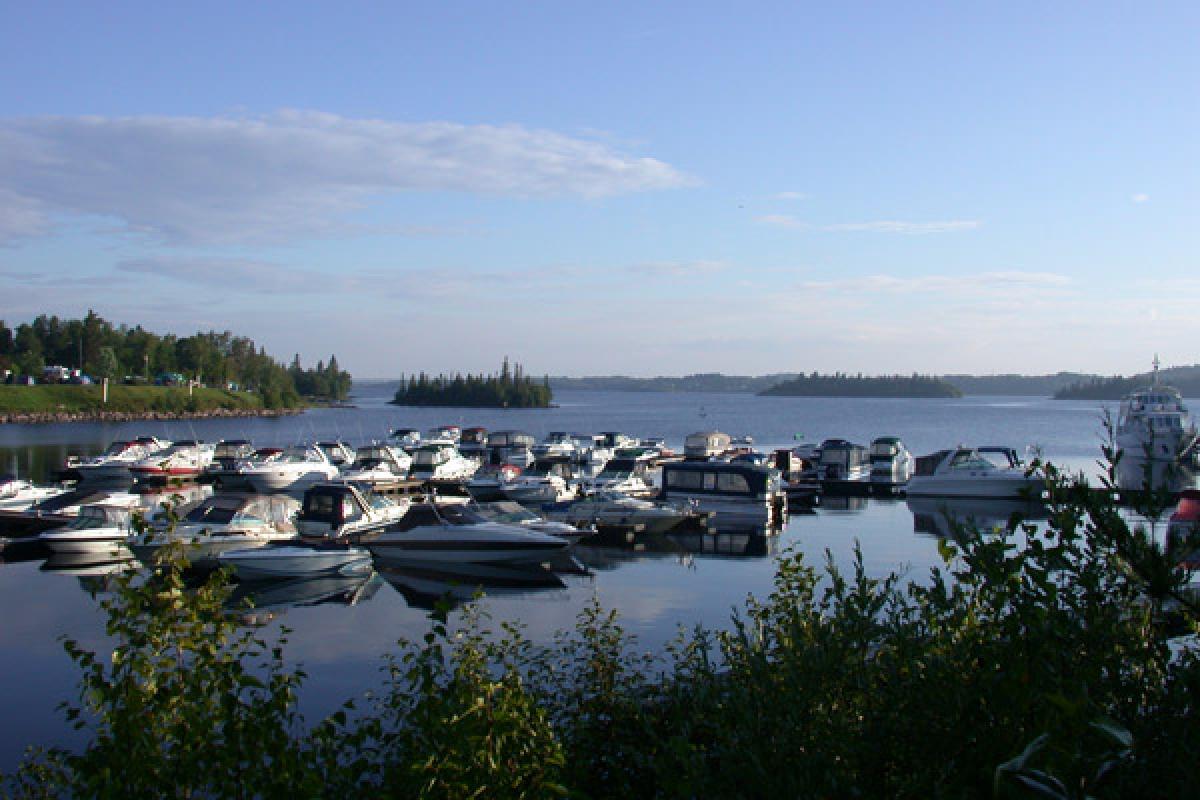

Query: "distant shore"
left=0, top=407, right=305, bottom=425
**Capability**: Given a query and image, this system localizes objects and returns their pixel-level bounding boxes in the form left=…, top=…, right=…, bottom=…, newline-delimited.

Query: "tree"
left=96, top=347, right=121, bottom=380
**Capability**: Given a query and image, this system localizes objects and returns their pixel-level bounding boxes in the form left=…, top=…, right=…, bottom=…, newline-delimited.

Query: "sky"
left=0, top=1, right=1196, bottom=379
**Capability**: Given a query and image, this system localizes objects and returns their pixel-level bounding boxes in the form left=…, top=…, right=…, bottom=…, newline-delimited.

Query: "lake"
left=0, top=387, right=1167, bottom=769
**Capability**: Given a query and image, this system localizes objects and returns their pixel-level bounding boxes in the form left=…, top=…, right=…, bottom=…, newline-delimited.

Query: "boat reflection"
left=574, top=524, right=778, bottom=571
left=820, top=495, right=868, bottom=513
left=227, top=572, right=383, bottom=621
left=907, top=495, right=1048, bottom=539
left=1115, top=457, right=1198, bottom=495
left=41, top=551, right=138, bottom=578
left=376, top=560, right=566, bottom=611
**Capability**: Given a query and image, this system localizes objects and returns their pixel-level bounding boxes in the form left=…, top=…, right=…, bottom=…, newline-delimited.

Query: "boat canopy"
left=487, top=431, right=536, bottom=448
left=661, top=461, right=774, bottom=498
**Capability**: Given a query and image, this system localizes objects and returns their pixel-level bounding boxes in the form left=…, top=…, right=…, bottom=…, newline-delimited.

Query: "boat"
left=1, top=486, right=146, bottom=536
left=816, top=439, right=871, bottom=482
left=905, top=447, right=1044, bottom=499
left=546, top=490, right=708, bottom=535
left=67, top=437, right=169, bottom=482
left=409, top=443, right=480, bottom=482
left=470, top=500, right=588, bottom=540
left=38, top=504, right=136, bottom=555
left=315, top=441, right=356, bottom=468
left=1166, top=489, right=1200, bottom=576
left=869, top=437, right=915, bottom=484
left=294, top=482, right=410, bottom=541
left=458, top=427, right=489, bottom=458
left=201, top=440, right=257, bottom=488
left=570, top=434, right=605, bottom=465
left=241, top=445, right=340, bottom=493
left=390, top=428, right=421, bottom=449
left=659, top=460, right=787, bottom=526
left=502, top=459, right=580, bottom=505
left=485, top=431, right=537, bottom=468
left=684, top=431, right=732, bottom=460
left=0, top=475, right=67, bottom=512
left=1115, top=362, right=1198, bottom=463
left=128, top=440, right=215, bottom=482
left=338, top=444, right=413, bottom=486
left=583, top=456, right=656, bottom=497
left=531, top=432, right=577, bottom=461
left=366, top=502, right=570, bottom=565
left=426, top=425, right=462, bottom=443
left=465, top=463, right=523, bottom=502
left=131, top=493, right=301, bottom=568
left=217, top=542, right=374, bottom=580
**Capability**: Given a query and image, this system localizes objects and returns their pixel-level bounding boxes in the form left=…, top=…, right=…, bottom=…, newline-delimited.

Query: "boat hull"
left=218, top=546, right=373, bottom=580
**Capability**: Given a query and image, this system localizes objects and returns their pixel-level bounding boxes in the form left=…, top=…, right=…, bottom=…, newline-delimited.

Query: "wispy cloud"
left=758, top=215, right=981, bottom=234
left=116, top=257, right=339, bottom=294
left=799, top=271, right=1069, bottom=294
left=626, top=260, right=727, bottom=278
left=0, top=111, right=694, bottom=245
left=774, top=191, right=807, bottom=201
left=1131, top=193, right=1149, bottom=204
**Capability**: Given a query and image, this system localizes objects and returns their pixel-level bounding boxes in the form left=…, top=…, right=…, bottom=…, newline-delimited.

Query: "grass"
left=0, top=384, right=268, bottom=414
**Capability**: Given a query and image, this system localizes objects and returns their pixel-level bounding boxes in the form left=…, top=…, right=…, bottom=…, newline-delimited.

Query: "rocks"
left=0, top=408, right=305, bottom=425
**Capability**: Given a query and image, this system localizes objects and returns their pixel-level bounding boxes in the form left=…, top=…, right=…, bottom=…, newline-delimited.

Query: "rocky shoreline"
left=0, top=408, right=306, bottom=425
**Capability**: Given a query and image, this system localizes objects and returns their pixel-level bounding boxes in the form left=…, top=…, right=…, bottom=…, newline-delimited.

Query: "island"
left=757, top=372, right=963, bottom=398
left=0, top=312, right=351, bottom=422
left=391, top=359, right=552, bottom=408
left=1054, top=365, right=1200, bottom=400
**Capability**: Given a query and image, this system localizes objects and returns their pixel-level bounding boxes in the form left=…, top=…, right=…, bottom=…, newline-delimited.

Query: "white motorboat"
left=502, top=460, right=579, bottom=505
left=816, top=439, right=871, bottom=482
left=367, top=502, right=570, bottom=565
left=905, top=447, right=1044, bottom=499
left=470, top=500, right=588, bottom=540
left=67, top=437, right=168, bottom=482
left=426, top=425, right=461, bottom=444
left=218, top=543, right=374, bottom=580
left=1115, top=363, right=1198, bottom=463
left=869, top=437, right=915, bottom=483
left=409, top=443, right=479, bottom=482
left=132, top=493, right=301, bottom=568
left=129, top=440, right=215, bottom=482
left=39, top=504, right=136, bottom=555
left=458, top=427, right=489, bottom=458
left=659, top=461, right=787, bottom=527
left=0, top=475, right=67, bottom=512
left=242, top=445, right=339, bottom=493
left=390, top=428, right=421, bottom=449
left=294, top=482, right=410, bottom=541
left=315, top=441, right=356, bottom=468
left=339, top=444, right=413, bottom=486
left=584, top=456, right=656, bottom=497
left=569, top=434, right=604, bottom=465
left=531, top=432, right=577, bottom=461
left=485, top=431, right=537, bottom=469
left=201, top=440, right=257, bottom=488
left=548, top=491, right=703, bottom=535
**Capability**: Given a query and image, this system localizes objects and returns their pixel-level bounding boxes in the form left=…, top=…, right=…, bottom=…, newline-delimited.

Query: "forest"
left=758, top=371, right=963, bottom=398
left=392, top=358, right=552, bottom=407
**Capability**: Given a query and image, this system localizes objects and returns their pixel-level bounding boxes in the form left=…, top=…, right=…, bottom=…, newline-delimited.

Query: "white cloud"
left=0, top=111, right=694, bottom=245
left=774, top=191, right=807, bottom=200
left=1131, top=193, right=1149, bottom=203
left=757, top=215, right=981, bottom=234
left=799, top=271, right=1070, bottom=294
left=115, top=257, right=334, bottom=294
left=626, top=260, right=727, bottom=278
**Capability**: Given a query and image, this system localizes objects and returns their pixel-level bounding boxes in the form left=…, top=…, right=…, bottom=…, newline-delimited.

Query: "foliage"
left=0, top=311, right=351, bottom=408
left=0, top=384, right=267, bottom=415
left=759, top=371, right=963, bottom=398
left=392, top=357, right=552, bottom=408
left=6, top=453, right=1199, bottom=798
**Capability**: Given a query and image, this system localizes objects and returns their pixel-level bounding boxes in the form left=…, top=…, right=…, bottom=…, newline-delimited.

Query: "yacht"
left=201, top=440, right=257, bottom=488
left=68, top=437, right=168, bottom=482
left=426, top=425, right=462, bottom=443
left=0, top=475, right=67, bottom=512
left=294, top=482, right=411, bottom=541
left=465, top=463, right=523, bottom=502
left=410, top=443, right=480, bottom=482
left=584, top=457, right=655, bottom=497
left=816, top=439, right=871, bottom=482
left=132, top=493, right=301, bottom=568
left=39, top=504, right=136, bottom=555
left=501, top=460, right=579, bottom=505
left=684, top=431, right=732, bottom=460
left=458, top=427, right=489, bottom=458
left=315, top=441, right=356, bottom=468
left=570, top=434, right=605, bottom=465
left=367, top=502, right=570, bottom=565
left=485, top=430, right=537, bottom=468
left=242, top=445, right=340, bottom=493
left=905, top=447, right=1044, bottom=499
left=659, top=460, right=786, bottom=526
left=390, top=428, right=421, bottom=449
left=1115, top=364, right=1198, bottom=463
left=129, top=440, right=215, bottom=482
left=869, top=437, right=915, bottom=484
left=531, top=432, right=577, bottom=461
left=338, top=444, right=413, bottom=486
left=548, top=491, right=706, bottom=535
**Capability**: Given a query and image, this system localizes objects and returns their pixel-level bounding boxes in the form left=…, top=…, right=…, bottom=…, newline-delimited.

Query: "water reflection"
left=906, top=495, right=1048, bottom=539
left=376, top=561, right=567, bottom=611
left=1115, top=457, right=1198, bottom=495
left=228, top=572, right=384, bottom=621
left=40, top=552, right=138, bottom=579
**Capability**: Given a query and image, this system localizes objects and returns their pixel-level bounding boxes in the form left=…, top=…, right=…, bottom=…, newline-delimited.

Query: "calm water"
left=0, top=388, right=1157, bottom=768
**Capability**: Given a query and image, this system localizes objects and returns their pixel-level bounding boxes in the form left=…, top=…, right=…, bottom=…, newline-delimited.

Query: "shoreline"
left=0, top=408, right=306, bottom=425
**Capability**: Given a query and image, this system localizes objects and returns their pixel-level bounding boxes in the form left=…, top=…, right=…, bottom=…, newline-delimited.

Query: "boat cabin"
left=212, top=439, right=255, bottom=465
left=684, top=431, right=732, bottom=459
left=297, top=483, right=394, bottom=538
left=660, top=461, right=780, bottom=502
left=817, top=439, right=870, bottom=480
left=316, top=441, right=355, bottom=466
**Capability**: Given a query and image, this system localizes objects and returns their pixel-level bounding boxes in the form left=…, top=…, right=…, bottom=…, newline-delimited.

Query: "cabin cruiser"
left=0, top=475, right=67, bottom=512
left=218, top=542, right=374, bottom=580
left=584, top=457, right=655, bottom=497
left=532, top=432, right=577, bottom=461
left=39, top=504, right=136, bottom=555
left=466, top=463, right=523, bottom=502
left=570, top=434, right=606, bottom=466
left=67, top=437, right=169, bottom=482
left=547, top=491, right=707, bottom=535
left=201, top=440, right=257, bottom=488
left=502, top=460, right=579, bottom=505
left=684, top=431, right=732, bottom=460
left=132, top=494, right=301, bottom=568
left=659, top=461, right=786, bottom=526
left=315, top=441, right=356, bottom=468
left=409, top=443, right=480, bottom=482
left=869, top=437, right=915, bottom=483
left=294, top=482, right=410, bottom=541
left=339, top=444, right=413, bottom=486
left=367, top=502, right=570, bottom=565
left=486, top=431, right=537, bottom=468
left=390, top=428, right=421, bottom=449
left=905, top=447, right=1044, bottom=499
left=425, top=425, right=461, bottom=444
left=129, top=440, right=215, bottom=482
left=458, top=427, right=489, bottom=458
left=816, top=439, right=871, bottom=482
left=242, top=445, right=340, bottom=493
left=470, top=500, right=586, bottom=540
left=1115, top=371, right=1198, bottom=463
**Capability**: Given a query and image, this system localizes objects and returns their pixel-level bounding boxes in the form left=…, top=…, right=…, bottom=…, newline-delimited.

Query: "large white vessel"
left=39, top=504, right=136, bottom=555
left=129, top=440, right=215, bottom=482
left=905, top=447, right=1043, bottom=499
left=68, top=437, right=170, bottom=482
left=132, top=494, right=301, bottom=568
left=409, top=443, right=479, bottom=482
left=1115, top=361, right=1198, bottom=463
left=242, top=445, right=340, bottom=493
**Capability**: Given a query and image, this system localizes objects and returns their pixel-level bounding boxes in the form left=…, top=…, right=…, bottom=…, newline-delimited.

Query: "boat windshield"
left=184, top=505, right=240, bottom=525
left=477, top=502, right=538, bottom=523
left=69, top=507, right=119, bottom=529
left=948, top=451, right=998, bottom=471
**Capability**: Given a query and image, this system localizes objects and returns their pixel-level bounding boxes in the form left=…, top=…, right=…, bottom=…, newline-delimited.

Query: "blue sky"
left=1, top=2, right=1196, bottom=378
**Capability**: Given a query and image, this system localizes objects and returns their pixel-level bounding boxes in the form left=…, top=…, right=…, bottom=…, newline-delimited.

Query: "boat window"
left=704, top=473, right=717, bottom=490
left=666, top=470, right=706, bottom=490
left=716, top=473, right=751, bottom=493
left=70, top=509, right=108, bottom=529
left=341, top=497, right=362, bottom=522
left=304, top=493, right=337, bottom=517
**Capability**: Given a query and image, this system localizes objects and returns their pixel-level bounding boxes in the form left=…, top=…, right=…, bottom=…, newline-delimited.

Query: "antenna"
left=1152, top=354, right=1161, bottom=385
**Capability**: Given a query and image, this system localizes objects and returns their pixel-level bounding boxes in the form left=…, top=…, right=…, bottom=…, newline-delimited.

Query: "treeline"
left=759, top=372, right=963, bottom=398
left=943, top=372, right=1097, bottom=396
left=551, top=373, right=801, bottom=393
left=0, top=312, right=351, bottom=407
left=1055, top=365, right=1200, bottom=400
left=391, top=358, right=552, bottom=407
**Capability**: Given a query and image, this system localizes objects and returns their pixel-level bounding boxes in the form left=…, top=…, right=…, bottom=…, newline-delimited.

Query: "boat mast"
left=1152, top=354, right=1161, bottom=386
